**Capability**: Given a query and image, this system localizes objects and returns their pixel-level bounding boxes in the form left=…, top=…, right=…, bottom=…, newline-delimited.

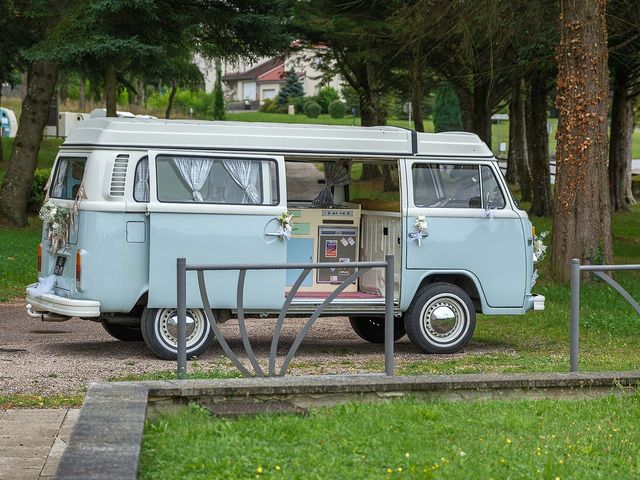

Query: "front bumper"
left=533, top=294, right=545, bottom=311
left=26, top=283, right=100, bottom=318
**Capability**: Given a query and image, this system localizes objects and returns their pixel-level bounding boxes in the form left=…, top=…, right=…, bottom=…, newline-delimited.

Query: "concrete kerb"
left=54, top=371, right=640, bottom=480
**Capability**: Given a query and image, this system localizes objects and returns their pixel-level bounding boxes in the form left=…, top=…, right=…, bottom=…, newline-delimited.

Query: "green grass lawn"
left=139, top=394, right=640, bottom=479
left=0, top=217, right=42, bottom=301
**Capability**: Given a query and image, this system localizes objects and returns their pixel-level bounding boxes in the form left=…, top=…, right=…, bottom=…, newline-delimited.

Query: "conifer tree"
left=277, top=69, right=304, bottom=105
left=433, top=84, right=463, bottom=132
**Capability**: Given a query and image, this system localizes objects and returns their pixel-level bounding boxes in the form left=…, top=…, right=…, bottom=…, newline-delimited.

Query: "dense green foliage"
left=28, top=168, right=50, bottom=213
left=315, top=86, right=340, bottom=113
left=140, top=395, right=640, bottom=479
left=304, top=101, right=321, bottom=118
left=328, top=99, right=346, bottom=118
left=212, top=62, right=225, bottom=120
left=433, top=84, right=463, bottom=132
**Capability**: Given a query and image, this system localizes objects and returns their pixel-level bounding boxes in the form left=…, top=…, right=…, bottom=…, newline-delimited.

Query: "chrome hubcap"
left=420, top=294, right=468, bottom=345
left=157, top=308, right=206, bottom=348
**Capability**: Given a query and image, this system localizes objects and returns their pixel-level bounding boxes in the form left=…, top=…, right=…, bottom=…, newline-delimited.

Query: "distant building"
left=195, top=48, right=342, bottom=110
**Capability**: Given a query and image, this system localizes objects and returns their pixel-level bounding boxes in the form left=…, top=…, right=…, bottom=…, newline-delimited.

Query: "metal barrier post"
left=570, top=258, right=580, bottom=373
left=384, top=255, right=394, bottom=376
left=177, top=257, right=187, bottom=379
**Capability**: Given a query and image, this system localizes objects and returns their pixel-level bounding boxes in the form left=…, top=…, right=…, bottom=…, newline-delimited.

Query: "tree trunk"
left=0, top=62, right=59, bottom=226
left=105, top=63, right=117, bottom=117
left=359, top=86, right=386, bottom=181
left=78, top=76, right=86, bottom=111
left=506, top=91, right=517, bottom=184
left=472, top=80, right=492, bottom=148
left=528, top=76, right=552, bottom=216
left=411, top=50, right=424, bottom=133
left=456, top=87, right=474, bottom=132
left=552, top=0, right=612, bottom=281
left=608, top=67, right=636, bottom=211
left=165, top=80, right=177, bottom=119
left=509, top=77, right=533, bottom=201
left=0, top=90, right=3, bottom=164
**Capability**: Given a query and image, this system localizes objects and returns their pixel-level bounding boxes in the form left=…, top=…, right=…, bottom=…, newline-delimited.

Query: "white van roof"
left=64, top=117, right=493, bottom=158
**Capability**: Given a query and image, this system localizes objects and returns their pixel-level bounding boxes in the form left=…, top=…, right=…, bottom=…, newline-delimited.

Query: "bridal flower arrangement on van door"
left=39, top=200, right=72, bottom=253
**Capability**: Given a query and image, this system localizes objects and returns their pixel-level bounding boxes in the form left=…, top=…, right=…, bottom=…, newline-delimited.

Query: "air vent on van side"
left=109, top=154, right=129, bottom=197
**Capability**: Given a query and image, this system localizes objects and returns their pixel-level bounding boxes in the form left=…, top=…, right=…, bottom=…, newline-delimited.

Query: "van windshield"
left=50, top=157, right=86, bottom=200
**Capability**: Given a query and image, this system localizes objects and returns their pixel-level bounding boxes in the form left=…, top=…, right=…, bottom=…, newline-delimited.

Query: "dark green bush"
left=29, top=168, right=51, bottom=212
left=304, top=101, right=321, bottom=118
left=328, top=100, right=346, bottom=119
left=316, top=87, right=340, bottom=113
left=433, top=84, right=463, bottom=132
left=259, top=98, right=279, bottom=113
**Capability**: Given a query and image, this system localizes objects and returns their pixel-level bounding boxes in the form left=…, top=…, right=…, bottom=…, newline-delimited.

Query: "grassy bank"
left=139, top=394, right=640, bottom=479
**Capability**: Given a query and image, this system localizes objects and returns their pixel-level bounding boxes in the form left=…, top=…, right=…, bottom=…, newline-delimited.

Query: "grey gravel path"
left=0, top=301, right=508, bottom=396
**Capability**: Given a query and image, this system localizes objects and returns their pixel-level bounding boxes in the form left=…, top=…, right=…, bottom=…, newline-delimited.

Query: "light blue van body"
left=27, top=118, right=543, bottom=326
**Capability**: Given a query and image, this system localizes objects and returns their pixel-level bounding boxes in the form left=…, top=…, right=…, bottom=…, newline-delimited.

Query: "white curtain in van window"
left=134, top=157, right=149, bottom=202
left=172, top=157, right=213, bottom=202
left=222, top=159, right=261, bottom=204
left=52, top=158, right=68, bottom=197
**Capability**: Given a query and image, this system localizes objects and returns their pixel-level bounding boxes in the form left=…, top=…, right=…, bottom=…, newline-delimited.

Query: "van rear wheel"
left=349, top=316, right=406, bottom=344
left=101, top=321, right=143, bottom=342
left=141, top=307, right=214, bottom=360
left=405, top=283, right=476, bottom=354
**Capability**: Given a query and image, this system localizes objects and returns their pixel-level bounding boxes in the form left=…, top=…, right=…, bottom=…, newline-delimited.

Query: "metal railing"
left=570, top=258, right=640, bottom=372
left=176, top=255, right=395, bottom=379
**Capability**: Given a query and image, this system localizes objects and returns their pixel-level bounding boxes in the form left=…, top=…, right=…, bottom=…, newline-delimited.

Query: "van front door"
left=404, top=160, right=527, bottom=308
left=147, top=151, right=287, bottom=310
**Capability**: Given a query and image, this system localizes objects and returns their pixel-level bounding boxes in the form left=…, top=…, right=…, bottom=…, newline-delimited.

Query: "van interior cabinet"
left=287, top=204, right=361, bottom=293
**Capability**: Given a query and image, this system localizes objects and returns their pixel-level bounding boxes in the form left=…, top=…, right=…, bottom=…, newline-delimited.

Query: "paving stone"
left=40, top=437, right=68, bottom=477
left=0, top=467, right=41, bottom=480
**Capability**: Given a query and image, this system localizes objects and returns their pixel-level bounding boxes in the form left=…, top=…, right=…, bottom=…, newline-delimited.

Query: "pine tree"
left=277, top=70, right=304, bottom=105
left=433, top=84, right=463, bottom=132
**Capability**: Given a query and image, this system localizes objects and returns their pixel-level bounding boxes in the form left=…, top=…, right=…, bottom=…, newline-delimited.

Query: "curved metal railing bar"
left=278, top=267, right=370, bottom=376
left=268, top=268, right=312, bottom=376
left=592, top=271, right=640, bottom=315
left=197, top=270, right=252, bottom=377
left=236, top=269, right=264, bottom=377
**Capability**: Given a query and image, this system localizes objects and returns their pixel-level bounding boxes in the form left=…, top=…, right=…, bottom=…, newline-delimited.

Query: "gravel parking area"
left=0, top=301, right=503, bottom=395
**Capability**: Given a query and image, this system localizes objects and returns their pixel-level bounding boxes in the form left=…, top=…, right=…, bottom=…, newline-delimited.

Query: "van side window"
left=50, top=157, right=86, bottom=200
left=412, top=164, right=481, bottom=208
left=481, top=165, right=506, bottom=209
left=156, top=155, right=279, bottom=205
left=134, top=156, right=150, bottom=202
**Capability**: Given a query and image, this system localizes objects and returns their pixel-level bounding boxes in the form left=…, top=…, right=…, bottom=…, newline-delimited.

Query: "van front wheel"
left=141, top=307, right=214, bottom=360
left=405, top=283, right=476, bottom=354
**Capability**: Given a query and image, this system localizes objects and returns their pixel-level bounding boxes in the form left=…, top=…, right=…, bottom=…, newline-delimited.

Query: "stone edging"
left=54, top=371, right=640, bottom=479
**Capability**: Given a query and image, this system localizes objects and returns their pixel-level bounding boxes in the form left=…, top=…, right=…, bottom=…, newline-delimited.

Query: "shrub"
left=433, top=84, right=463, bottom=132
left=328, top=100, right=346, bottom=119
left=29, top=168, right=51, bottom=212
left=260, top=98, right=279, bottom=113
left=316, top=86, right=340, bottom=113
left=304, top=101, right=321, bottom=118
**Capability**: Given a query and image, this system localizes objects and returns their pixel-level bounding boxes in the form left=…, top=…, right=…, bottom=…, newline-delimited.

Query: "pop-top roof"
left=64, top=117, right=493, bottom=158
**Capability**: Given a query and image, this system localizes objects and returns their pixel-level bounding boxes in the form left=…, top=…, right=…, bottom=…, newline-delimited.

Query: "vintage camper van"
left=25, top=118, right=544, bottom=359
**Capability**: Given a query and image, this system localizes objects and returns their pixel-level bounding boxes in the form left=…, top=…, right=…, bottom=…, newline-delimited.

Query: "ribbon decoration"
left=408, top=231, right=428, bottom=246
left=276, top=225, right=292, bottom=240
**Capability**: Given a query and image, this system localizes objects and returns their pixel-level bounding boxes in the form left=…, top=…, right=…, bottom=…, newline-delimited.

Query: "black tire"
left=101, top=321, right=144, bottom=342
left=349, top=316, right=406, bottom=344
left=141, top=307, right=214, bottom=360
left=404, top=282, right=476, bottom=354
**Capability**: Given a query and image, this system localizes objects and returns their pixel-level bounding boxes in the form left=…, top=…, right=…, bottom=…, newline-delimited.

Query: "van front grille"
left=109, top=154, right=129, bottom=197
